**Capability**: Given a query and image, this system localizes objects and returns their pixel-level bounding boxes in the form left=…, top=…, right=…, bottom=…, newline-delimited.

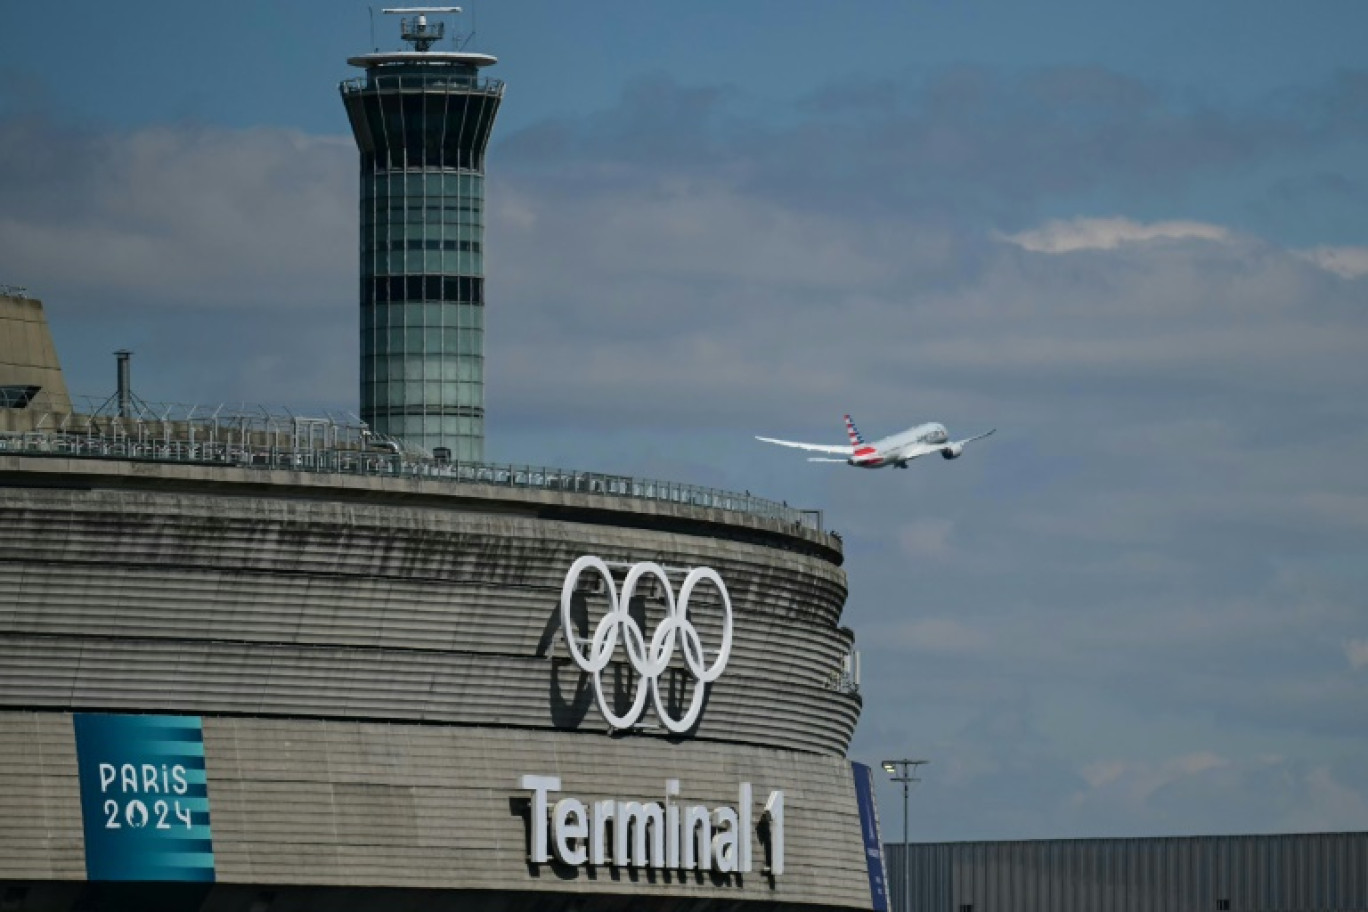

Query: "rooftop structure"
left=340, top=7, right=504, bottom=463
left=0, top=288, right=71, bottom=422
left=0, top=388, right=829, bottom=538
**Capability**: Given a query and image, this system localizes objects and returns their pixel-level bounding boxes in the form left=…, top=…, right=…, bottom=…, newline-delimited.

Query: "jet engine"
left=941, top=443, right=964, bottom=460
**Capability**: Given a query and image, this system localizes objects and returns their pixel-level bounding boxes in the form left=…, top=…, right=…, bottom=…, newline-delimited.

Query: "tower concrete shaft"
left=340, top=16, right=503, bottom=461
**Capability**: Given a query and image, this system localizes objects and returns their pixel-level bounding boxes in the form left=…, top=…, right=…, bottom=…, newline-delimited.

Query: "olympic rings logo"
left=559, top=556, right=734, bottom=734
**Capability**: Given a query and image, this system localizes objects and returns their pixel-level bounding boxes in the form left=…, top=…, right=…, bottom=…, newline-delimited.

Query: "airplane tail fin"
left=843, top=414, right=866, bottom=446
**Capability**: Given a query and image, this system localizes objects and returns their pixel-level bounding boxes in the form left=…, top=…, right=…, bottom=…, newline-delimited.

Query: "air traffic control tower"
left=341, top=7, right=503, bottom=462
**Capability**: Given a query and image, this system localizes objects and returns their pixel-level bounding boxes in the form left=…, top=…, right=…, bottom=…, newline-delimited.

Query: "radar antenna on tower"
left=382, top=6, right=463, bottom=52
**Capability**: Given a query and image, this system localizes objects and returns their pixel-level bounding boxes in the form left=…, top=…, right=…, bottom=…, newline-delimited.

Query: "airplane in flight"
left=756, top=415, right=995, bottom=469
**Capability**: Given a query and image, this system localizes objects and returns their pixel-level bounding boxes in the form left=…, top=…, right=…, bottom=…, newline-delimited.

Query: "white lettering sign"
left=519, top=775, right=784, bottom=875
left=95, top=762, right=194, bottom=831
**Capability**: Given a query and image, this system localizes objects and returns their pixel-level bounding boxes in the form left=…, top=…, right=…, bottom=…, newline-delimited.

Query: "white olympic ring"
left=559, top=556, right=733, bottom=734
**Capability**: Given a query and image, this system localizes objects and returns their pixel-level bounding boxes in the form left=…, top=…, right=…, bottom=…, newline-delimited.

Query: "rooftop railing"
left=0, top=394, right=823, bottom=533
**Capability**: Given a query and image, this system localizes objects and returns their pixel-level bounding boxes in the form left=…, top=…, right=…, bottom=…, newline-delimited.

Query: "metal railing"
left=340, top=75, right=505, bottom=95
left=0, top=394, right=822, bottom=533
left=824, top=650, right=861, bottom=696
left=1, top=284, right=31, bottom=299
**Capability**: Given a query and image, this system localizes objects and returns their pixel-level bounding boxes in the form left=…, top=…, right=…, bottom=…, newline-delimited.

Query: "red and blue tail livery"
left=844, top=415, right=866, bottom=446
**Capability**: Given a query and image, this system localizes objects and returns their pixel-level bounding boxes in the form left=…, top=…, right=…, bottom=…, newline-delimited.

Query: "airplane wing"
left=955, top=429, right=996, bottom=447
left=806, top=457, right=849, bottom=463
left=755, top=436, right=853, bottom=457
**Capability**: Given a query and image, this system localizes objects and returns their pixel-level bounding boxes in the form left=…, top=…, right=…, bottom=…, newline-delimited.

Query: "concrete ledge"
left=0, top=453, right=844, bottom=565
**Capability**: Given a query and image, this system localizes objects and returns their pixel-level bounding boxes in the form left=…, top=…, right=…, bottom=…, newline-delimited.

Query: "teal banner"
left=73, top=714, right=215, bottom=882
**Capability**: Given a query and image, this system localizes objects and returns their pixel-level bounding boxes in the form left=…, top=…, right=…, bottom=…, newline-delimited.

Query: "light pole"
left=882, top=759, right=928, bottom=912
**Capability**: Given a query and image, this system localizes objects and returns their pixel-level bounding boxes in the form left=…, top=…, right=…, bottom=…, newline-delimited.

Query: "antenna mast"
left=382, top=6, right=463, bottom=52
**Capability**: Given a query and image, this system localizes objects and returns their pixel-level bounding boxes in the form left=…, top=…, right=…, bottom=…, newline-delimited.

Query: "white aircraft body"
left=757, top=415, right=995, bottom=469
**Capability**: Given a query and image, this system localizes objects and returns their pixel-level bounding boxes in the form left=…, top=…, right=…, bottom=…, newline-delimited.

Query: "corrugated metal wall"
left=886, top=833, right=1368, bottom=912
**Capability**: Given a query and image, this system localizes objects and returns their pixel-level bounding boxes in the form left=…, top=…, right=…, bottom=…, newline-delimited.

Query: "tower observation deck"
left=340, top=7, right=503, bottom=461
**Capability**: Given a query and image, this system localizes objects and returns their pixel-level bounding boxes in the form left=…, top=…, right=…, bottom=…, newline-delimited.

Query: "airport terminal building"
left=0, top=13, right=888, bottom=911
left=0, top=285, right=883, bottom=911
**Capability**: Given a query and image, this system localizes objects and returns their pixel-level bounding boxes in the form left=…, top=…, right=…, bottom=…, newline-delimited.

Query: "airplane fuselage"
left=850, top=422, right=950, bottom=467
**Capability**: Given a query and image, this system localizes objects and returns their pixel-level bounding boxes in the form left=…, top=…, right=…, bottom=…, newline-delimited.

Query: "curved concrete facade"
left=0, top=456, right=878, bottom=912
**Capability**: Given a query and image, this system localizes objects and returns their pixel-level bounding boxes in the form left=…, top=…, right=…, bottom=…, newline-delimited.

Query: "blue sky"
left=2, top=1, right=1367, bottom=841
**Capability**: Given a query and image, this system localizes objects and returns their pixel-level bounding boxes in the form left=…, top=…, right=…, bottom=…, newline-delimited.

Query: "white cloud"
left=0, top=122, right=354, bottom=312
left=1294, top=245, right=1368, bottom=278
left=1001, top=217, right=1231, bottom=253
left=1080, top=751, right=1230, bottom=798
left=1066, top=752, right=1368, bottom=835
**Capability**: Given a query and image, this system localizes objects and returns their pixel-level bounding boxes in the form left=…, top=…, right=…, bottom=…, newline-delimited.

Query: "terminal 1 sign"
left=521, top=775, right=784, bottom=875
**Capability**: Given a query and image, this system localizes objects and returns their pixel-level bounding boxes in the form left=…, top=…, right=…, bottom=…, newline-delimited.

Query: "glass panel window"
left=442, top=327, right=461, bottom=355
left=456, top=358, right=482, bottom=381
left=405, top=325, right=425, bottom=354
left=446, top=221, right=475, bottom=244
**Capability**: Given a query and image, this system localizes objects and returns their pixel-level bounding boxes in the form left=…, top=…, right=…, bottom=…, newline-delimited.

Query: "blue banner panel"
left=73, top=714, right=215, bottom=882
left=852, top=762, right=889, bottom=912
